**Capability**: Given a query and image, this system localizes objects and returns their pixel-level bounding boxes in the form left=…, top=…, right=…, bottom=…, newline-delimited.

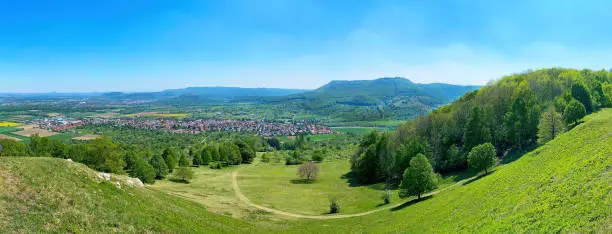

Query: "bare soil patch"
left=72, top=134, right=101, bottom=141
left=13, top=125, right=57, bottom=137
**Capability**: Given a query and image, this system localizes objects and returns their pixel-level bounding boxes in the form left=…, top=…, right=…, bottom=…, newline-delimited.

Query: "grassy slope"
left=286, top=109, right=612, bottom=233
left=0, top=158, right=263, bottom=233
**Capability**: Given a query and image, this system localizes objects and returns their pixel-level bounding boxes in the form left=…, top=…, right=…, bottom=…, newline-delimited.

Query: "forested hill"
left=350, top=68, right=612, bottom=187
left=260, top=77, right=481, bottom=121
left=310, top=77, right=480, bottom=103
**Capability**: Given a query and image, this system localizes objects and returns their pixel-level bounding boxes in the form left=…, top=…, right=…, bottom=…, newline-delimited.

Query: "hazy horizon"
left=2, top=1, right=612, bottom=92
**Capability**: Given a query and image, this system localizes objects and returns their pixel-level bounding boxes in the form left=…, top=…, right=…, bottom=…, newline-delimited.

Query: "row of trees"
left=0, top=132, right=262, bottom=184
left=189, top=140, right=256, bottom=168
left=351, top=68, right=611, bottom=188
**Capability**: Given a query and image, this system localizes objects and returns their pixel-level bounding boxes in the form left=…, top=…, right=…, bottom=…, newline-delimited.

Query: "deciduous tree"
left=297, top=161, right=319, bottom=182
left=467, top=143, right=497, bottom=175
left=399, top=153, right=438, bottom=199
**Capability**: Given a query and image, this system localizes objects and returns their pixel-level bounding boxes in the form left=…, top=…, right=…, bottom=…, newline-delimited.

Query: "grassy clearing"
left=282, top=109, right=612, bottom=233
left=0, top=157, right=264, bottom=233
left=331, top=127, right=387, bottom=135
left=238, top=160, right=402, bottom=215
left=150, top=165, right=261, bottom=219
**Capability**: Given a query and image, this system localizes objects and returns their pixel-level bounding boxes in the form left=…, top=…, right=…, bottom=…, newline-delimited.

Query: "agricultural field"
left=0, top=121, right=20, bottom=127
left=12, top=125, right=57, bottom=137
left=126, top=112, right=189, bottom=118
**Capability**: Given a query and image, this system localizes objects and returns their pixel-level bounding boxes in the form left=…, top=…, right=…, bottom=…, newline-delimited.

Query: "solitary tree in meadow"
left=297, top=161, right=319, bottom=182
left=467, top=143, right=497, bottom=175
left=174, top=167, right=194, bottom=183
left=399, top=153, right=438, bottom=200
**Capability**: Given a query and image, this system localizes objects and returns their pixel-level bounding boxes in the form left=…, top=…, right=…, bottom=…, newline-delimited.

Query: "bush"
left=209, top=162, right=222, bottom=169
left=261, top=153, right=270, bottom=163
left=297, top=161, right=319, bottom=182
left=329, top=198, right=340, bottom=214
left=311, top=150, right=324, bottom=162
left=173, top=167, right=194, bottom=183
left=382, top=189, right=391, bottom=204
left=564, top=99, right=587, bottom=126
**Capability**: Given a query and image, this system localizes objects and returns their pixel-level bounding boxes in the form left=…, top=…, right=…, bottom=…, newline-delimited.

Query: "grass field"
left=238, top=160, right=401, bottom=215
left=126, top=112, right=189, bottom=118
left=150, top=164, right=261, bottom=219
left=331, top=127, right=388, bottom=134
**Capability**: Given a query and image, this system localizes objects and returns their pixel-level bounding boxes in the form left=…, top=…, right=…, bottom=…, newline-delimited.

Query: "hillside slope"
left=288, top=109, right=612, bottom=233
left=0, top=158, right=263, bottom=233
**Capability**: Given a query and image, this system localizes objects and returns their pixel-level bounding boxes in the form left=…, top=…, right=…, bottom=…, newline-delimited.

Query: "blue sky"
left=1, top=0, right=612, bottom=92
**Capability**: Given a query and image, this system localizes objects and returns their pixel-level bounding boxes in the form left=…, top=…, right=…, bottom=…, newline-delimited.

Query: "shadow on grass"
left=462, top=170, right=496, bottom=186
left=290, top=179, right=315, bottom=184
left=390, top=195, right=433, bottom=211
left=168, top=178, right=190, bottom=184
left=341, top=171, right=361, bottom=187
left=500, top=146, right=536, bottom=164
left=340, top=171, right=390, bottom=190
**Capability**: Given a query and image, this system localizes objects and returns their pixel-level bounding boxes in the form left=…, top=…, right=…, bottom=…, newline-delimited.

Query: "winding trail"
left=232, top=170, right=479, bottom=220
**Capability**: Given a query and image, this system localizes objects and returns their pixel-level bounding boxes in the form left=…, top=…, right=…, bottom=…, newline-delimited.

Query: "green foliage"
left=234, top=140, right=256, bottom=164
left=285, top=150, right=303, bottom=165
left=329, top=197, right=340, bottom=214
left=200, top=148, right=212, bottom=165
left=399, top=153, right=438, bottom=199
left=161, top=147, right=178, bottom=172
left=130, top=157, right=156, bottom=184
left=564, top=99, right=587, bottom=126
left=463, top=106, right=492, bottom=152
left=178, top=154, right=190, bottom=167
left=311, top=150, right=324, bottom=162
left=537, top=107, right=565, bottom=145
left=149, top=154, right=169, bottom=179
left=173, top=167, right=194, bottom=183
left=0, top=139, right=30, bottom=157
left=220, top=142, right=242, bottom=165
left=467, top=143, right=497, bottom=175
left=571, top=83, right=593, bottom=112
left=191, top=147, right=203, bottom=166
left=82, top=137, right=125, bottom=173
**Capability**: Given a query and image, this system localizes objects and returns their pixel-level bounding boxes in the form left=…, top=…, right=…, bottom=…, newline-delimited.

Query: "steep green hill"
left=287, top=108, right=612, bottom=233
left=0, top=157, right=263, bottom=233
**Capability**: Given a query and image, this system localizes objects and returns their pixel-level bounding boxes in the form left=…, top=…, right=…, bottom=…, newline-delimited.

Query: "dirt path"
left=231, top=170, right=478, bottom=220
